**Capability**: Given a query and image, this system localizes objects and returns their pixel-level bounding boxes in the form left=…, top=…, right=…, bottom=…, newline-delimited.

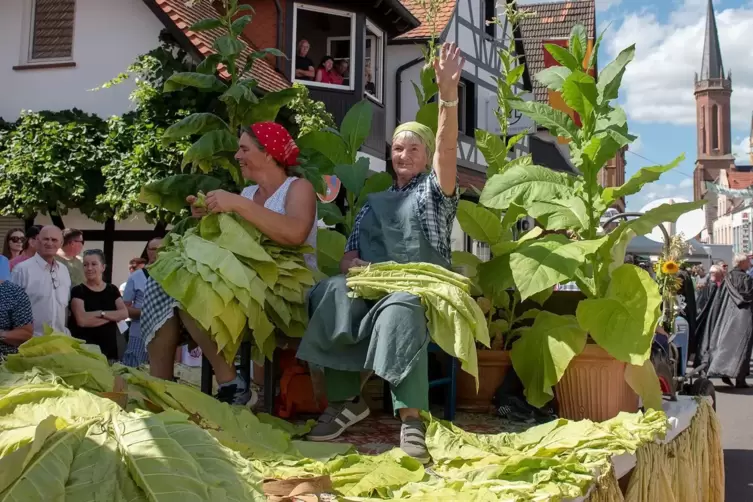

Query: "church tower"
left=693, top=0, right=734, bottom=241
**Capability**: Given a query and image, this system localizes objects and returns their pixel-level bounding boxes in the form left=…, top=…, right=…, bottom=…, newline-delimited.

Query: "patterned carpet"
left=313, top=409, right=530, bottom=455
left=174, top=363, right=532, bottom=454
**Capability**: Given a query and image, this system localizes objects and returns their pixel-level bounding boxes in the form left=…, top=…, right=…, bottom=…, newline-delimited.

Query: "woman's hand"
left=205, top=190, right=240, bottom=214
left=433, top=42, right=464, bottom=100
left=186, top=195, right=207, bottom=218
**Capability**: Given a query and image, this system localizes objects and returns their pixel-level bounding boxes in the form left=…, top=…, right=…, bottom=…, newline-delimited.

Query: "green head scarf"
left=392, top=121, right=436, bottom=158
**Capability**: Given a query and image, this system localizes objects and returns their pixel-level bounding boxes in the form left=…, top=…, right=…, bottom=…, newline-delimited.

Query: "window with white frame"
left=20, top=0, right=76, bottom=65
left=364, top=20, right=384, bottom=102
left=292, top=3, right=355, bottom=90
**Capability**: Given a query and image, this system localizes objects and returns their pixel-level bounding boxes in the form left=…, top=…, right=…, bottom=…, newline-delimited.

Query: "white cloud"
left=515, top=0, right=620, bottom=12
left=733, top=135, right=752, bottom=164
left=606, top=0, right=753, bottom=129
left=630, top=134, right=643, bottom=153
left=626, top=178, right=695, bottom=210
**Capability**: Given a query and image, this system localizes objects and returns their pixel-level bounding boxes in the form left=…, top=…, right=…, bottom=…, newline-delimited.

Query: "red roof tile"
left=518, top=0, right=595, bottom=103
left=395, top=0, right=457, bottom=40
left=728, top=171, right=753, bottom=189
left=153, top=0, right=289, bottom=91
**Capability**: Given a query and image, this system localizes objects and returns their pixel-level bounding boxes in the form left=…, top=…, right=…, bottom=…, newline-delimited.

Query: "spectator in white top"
left=121, top=237, right=162, bottom=367
left=11, top=226, right=72, bottom=336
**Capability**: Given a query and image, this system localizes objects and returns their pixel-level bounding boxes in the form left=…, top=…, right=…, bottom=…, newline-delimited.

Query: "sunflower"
left=661, top=260, right=680, bottom=275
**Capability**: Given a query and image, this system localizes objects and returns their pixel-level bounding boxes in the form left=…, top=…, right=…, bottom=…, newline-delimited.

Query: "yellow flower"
left=661, top=260, right=680, bottom=275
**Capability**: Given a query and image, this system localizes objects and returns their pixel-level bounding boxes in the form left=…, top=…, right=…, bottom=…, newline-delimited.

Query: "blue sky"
left=519, top=0, right=753, bottom=210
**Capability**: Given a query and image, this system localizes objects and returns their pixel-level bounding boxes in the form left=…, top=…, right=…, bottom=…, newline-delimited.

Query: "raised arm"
left=433, top=42, right=465, bottom=196
left=205, top=179, right=317, bottom=247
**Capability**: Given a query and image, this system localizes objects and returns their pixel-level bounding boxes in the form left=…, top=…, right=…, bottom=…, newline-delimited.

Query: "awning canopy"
left=626, top=235, right=711, bottom=258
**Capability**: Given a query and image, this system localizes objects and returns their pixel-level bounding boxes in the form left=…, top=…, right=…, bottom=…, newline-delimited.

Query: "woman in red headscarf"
left=144, top=122, right=318, bottom=405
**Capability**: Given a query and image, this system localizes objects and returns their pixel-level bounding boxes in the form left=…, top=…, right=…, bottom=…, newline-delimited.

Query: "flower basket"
left=456, top=350, right=512, bottom=412
left=555, top=344, right=639, bottom=422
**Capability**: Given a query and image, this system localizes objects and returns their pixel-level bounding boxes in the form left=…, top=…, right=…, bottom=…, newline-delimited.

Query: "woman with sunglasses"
left=9, top=226, right=42, bottom=272
left=69, top=249, right=128, bottom=362
left=3, top=228, right=25, bottom=261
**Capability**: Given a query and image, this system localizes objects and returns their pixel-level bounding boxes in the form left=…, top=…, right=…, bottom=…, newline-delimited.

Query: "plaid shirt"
left=345, top=171, right=459, bottom=263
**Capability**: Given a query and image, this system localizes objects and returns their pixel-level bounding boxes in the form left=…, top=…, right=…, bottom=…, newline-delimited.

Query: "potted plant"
left=473, top=24, right=705, bottom=420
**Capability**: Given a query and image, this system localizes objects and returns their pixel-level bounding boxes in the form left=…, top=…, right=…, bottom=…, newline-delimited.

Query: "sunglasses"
left=9, top=236, right=25, bottom=243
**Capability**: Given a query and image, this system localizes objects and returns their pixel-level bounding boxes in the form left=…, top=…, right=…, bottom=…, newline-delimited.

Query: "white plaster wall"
left=384, top=43, right=424, bottom=139
left=0, top=0, right=165, bottom=121
left=34, top=210, right=155, bottom=287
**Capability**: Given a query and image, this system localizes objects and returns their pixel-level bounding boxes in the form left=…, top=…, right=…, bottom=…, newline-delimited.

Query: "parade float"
left=0, top=1, right=724, bottom=500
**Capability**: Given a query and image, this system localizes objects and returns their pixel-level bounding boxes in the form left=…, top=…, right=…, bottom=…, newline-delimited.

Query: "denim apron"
left=297, top=188, right=449, bottom=407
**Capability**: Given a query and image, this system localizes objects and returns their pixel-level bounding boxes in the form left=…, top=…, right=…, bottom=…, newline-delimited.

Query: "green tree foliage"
left=0, top=110, right=110, bottom=221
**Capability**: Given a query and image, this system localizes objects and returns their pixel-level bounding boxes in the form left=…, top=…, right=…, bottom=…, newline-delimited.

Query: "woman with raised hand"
left=298, top=42, right=465, bottom=464
left=142, top=122, right=317, bottom=406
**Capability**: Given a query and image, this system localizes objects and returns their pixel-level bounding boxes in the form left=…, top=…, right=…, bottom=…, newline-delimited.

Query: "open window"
left=364, top=20, right=384, bottom=102
left=292, top=3, right=355, bottom=90
left=18, top=0, right=76, bottom=66
left=458, top=79, right=476, bottom=137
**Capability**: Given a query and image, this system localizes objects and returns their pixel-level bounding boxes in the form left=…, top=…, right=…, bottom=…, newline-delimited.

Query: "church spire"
left=700, top=0, right=725, bottom=80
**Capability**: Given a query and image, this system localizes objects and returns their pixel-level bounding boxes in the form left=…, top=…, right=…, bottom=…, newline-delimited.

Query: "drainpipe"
left=394, top=56, right=424, bottom=126
left=273, top=0, right=283, bottom=72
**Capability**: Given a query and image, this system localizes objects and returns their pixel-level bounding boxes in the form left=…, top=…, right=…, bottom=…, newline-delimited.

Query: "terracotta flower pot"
left=456, top=350, right=511, bottom=412
left=555, top=344, right=639, bottom=422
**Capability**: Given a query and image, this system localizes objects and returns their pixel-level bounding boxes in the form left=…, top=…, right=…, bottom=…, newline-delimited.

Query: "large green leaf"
left=511, top=312, right=587, bottom=408
left=297, top=130, right=351, bottom=166
left=163, top=113, right=229, bottom=143
left=561, top=72, right=597, bottom=126
left=230, top=15, right=253, bottom=35
left=475, top=130, right=508, bottom=176
left=625, top=360, right=663, bottom=412
left=578, top=133, right=624, bottom=181
left=597, top=200, right=706, bottom=287
left=242, top=49, right=287, bottom=76
left=602, top=154, right=684, bottom=206
left=527, top=197, right=590, bottom=231
left=182, top=130, right=239, bottom=169
left=510, top=235, right=606, bottom=300
left=340, top=100, right=373, bottom=157
left=500, top=202, right=528, bottom=233
left=317, top=228, right=346, bottom=277
left=534, top=66, right=571, bottom=92
left=509, top=99, right=580, bottom=141
left=480, top=164, right=576, bottom=210
left=356, top=172, right=393, bottom=209
left=416, top=102, right=439, bottom=135
left=213, top=35, right=246, bottom=59
left=420, top=65, right=438, bottom=102
left=190, top=18, right=223, bottom=32
left=597, top=44, right=635, bottom=103
left=196, top=54, right=222, bottom=75
left=451, top=251, right=483, bottom=278
left=577, top=264, right=661, bottom=365
left=477, top=255, right=514, bottom=299
left=569, top=24, right=588, bottom=65
left=317, top=201, right=344, bottom=226
left=335, top=157, right=370, bottom=198
left=164, top=72, right=227, bottom=93
left=543, top=44, right=581, bottom=71
left=139, top=175, right=223, bottom=213
left=456, top=200, right=502, bottom=245
left=244, top=87, right=300, bottom=124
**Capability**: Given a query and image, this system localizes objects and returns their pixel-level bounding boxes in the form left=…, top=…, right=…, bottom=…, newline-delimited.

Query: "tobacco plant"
left=139, top=0, right=307, bottom=214
left=474, top=25, right=705, bottom=409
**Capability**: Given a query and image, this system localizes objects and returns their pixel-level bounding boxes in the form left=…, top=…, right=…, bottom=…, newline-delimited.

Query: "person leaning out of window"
left=68, top=249, right=128, bottom=362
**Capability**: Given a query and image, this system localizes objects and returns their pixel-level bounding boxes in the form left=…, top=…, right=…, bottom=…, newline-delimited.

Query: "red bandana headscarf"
left=249, top=122, right=300, bottom=167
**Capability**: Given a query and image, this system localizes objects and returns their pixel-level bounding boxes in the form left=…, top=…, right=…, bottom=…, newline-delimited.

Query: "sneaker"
left=400, top=419, right=430, bottom=464
left=215, top=376, right=258, bottom=406
left=307, top=398, right=370, bottom=442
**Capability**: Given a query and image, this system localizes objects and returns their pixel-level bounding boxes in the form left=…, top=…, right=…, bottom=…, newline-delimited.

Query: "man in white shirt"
left=11, top=226, right=72, bottom=336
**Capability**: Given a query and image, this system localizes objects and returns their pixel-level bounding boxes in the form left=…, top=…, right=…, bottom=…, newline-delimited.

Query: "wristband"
left=439, top=98, right=459, bottom=108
